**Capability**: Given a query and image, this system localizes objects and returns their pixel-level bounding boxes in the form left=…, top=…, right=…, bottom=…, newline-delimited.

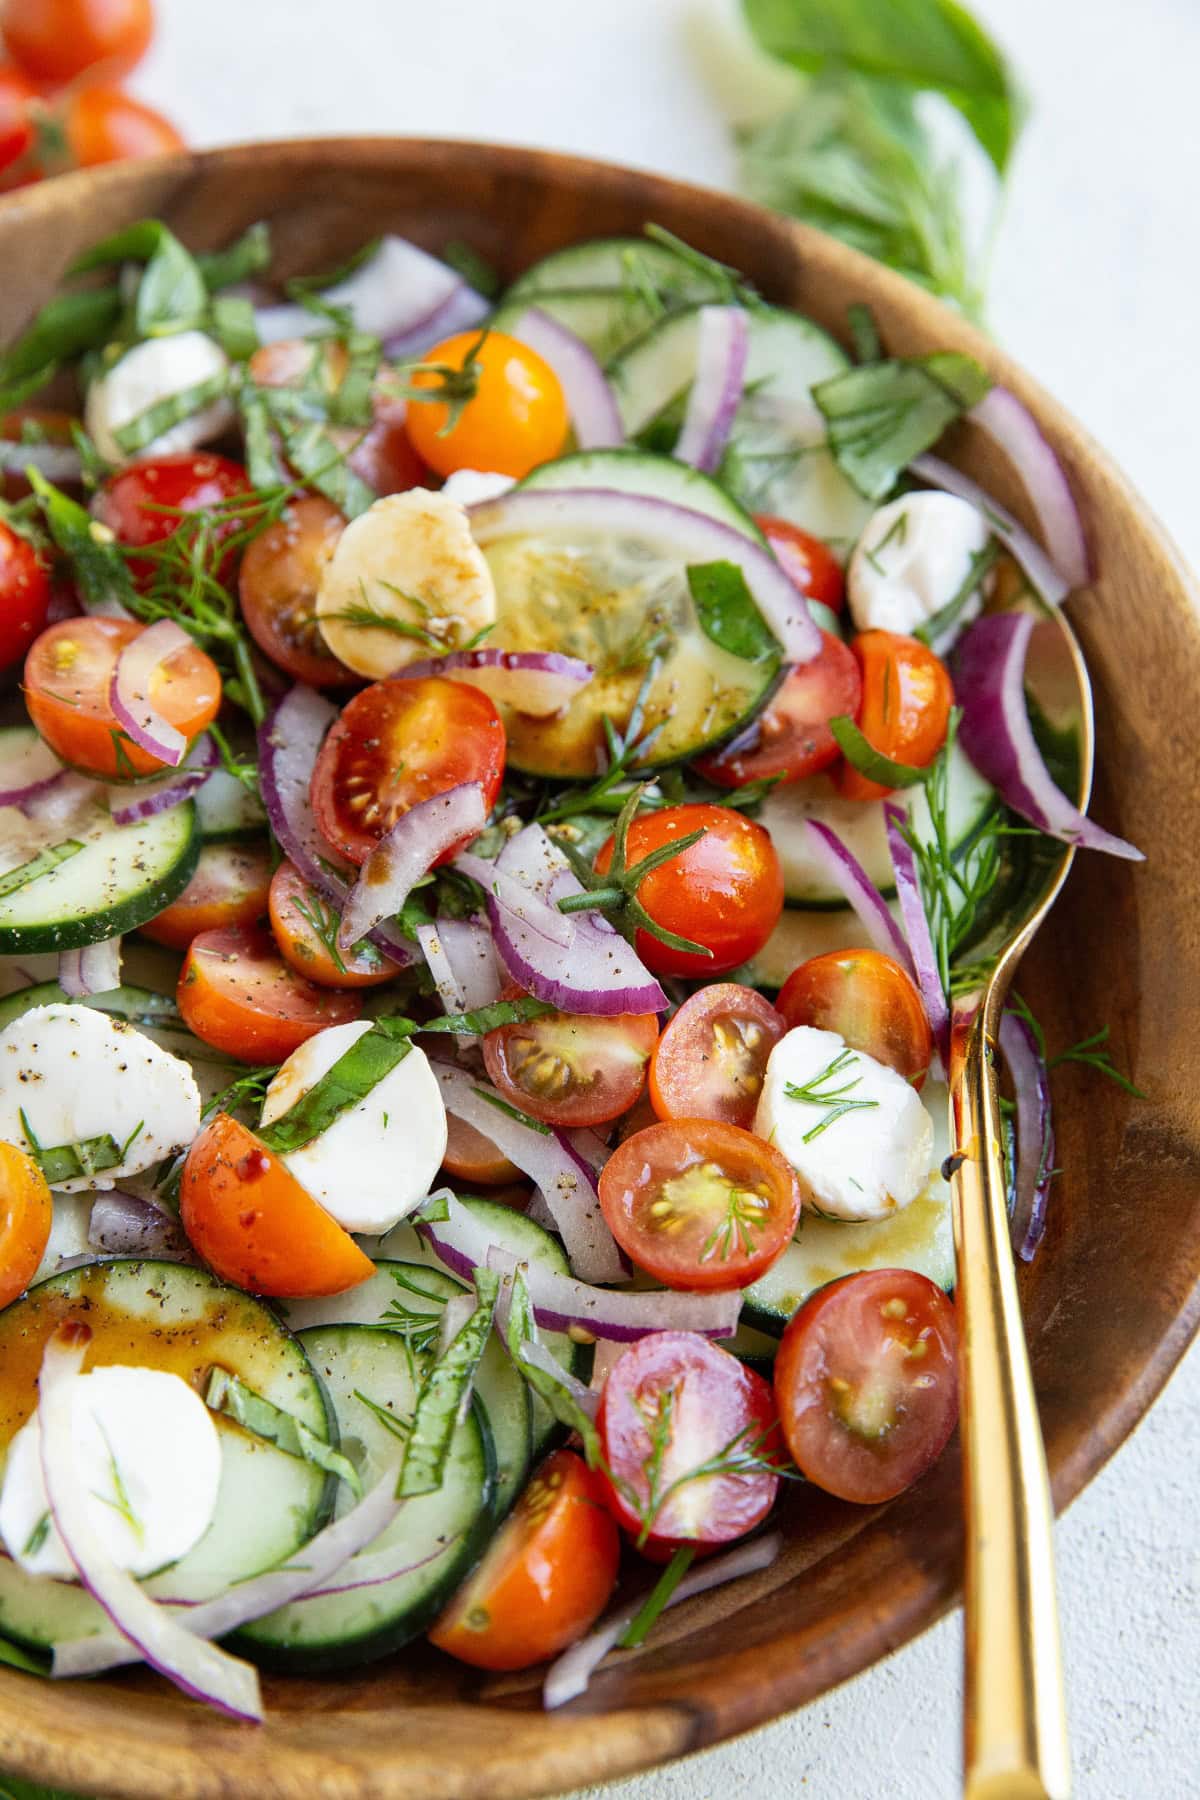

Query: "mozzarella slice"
left=440, top=468, right=515, bottom=507
left=847, top=492, right=993, bottom=653
left=0, top=1365, right=221, bottom=1580
left=314, top=489, right=497, bottom=678
left=85, top=331, right=234, bottom=466
left=0, top=1004, right=202, bottom=1192
left=260, top=1021, right=447, bottom=1233
left=755, top=1025, right=933, bottom=1222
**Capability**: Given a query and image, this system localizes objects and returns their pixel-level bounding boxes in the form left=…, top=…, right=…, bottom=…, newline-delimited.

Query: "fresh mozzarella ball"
left=315, top=489, right=497, bottom=678
left=755, top=1025, right=933, bottom=1222
left=847, top=492, right=993, bottom=653
left=85, top=330, right=234, bottom=465
left=260, top=1021, right=448, bottom=1234
left=0, top=1004, right=201, bottom=1193
left=0, top=1365, right=222, bottom=1580
left=440, top=468, right=515, bottom=507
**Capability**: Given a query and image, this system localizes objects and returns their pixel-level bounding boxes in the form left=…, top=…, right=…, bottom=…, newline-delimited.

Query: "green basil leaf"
left=70, top=221, right=177, bottom=275
left=111, top=371, right=229, bottom=457
left=420, top=995, right=557, bottom=1038
left=26, top=468, right=139, bottom=614
left=742, top=0, right=1022, bottom=173
left=811, top=351, right=991, bottom=498
left=196, top=221, right=272, bottom=291
left=205, top=1368, right=362, bottom=1496
left=136, top=235, right=209, bottom=338
left=687, top=561, right=782, bottom=666
left=0, top=287, right=123, bottom=402
left=829, top=715, right=925, bottom=787
left=278, top=419, right=375, bottom=518
left=238, top=389, right=287, bottom=489
left=0, top=840, right=83, bottom=900
left=326, top=330, right=381, bottom=428
left=257, top=1020, right=415, bottom=1155
left=397, top=1269, right=499, bottom=1497
left=209, top=295, right=259, bottom=361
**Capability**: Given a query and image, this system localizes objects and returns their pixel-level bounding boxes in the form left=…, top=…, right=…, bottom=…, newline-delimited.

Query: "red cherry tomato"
left=178, top=923, right=361, bottom=1063
left=694, top=631, right=861, bottom=788
left=2, top=0, right=154, bottom=83
left=428, top=1449, right=620, bottom=1670
left=776, top=949, right=933, bottom=1089
left=774, top=1269, right=958, bottom=1503
left=440, top=1111, right=522, bottom=1186
left=63, top=86, right=183, bottom=167
left=482, top=984, right=658, bottom=1128
left=24, top=615, right=221, bottom=779
left=311, top=677, right=505, bottom=868
left=404, top=331, right=569, bottom=480
left=140, top=843, right=274, bottom=952
left=0, top=65, right=35, bottom=179
left=837, top=631, right=953, bottom=803
left=267, top=859, right=402, bottom=990
left=648, top=983, right=785, bottom=1129
left=599, top=1118, right=800, bottom=1293
left=0, top=519, right=50, bottom=670
left=93, top=452, right=252, bottom=586
left=238, top=496, right=354, bottom=688
left=754, top=515, right=845, bottom=611
left=0, top=1141, right=52, bottom=1311
left=597, top=1331, right=782, bottom=1557
left=594, top=804, right=783, bottom=979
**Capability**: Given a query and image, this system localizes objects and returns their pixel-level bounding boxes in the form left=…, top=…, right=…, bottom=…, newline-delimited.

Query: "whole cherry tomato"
left=404, top=330, right=568, bottom=479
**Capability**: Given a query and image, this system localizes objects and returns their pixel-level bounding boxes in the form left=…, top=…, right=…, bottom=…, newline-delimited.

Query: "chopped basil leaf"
left=327, top=331, right=381, bottom=429
left=0, top=287, right=122, bottom=406
left=829, top=715, right=925, bottom=787
left=397, top=1269, right=499, bottom=1498
left=0, top=839, right=84, bottom=900
left=111, top=371, right=229, bottom=456
left=256, top=1018, right=415, bottom=1155
left=26, top=467, right=139, bottom=614
left=196, top=221, right=272, bottom=291
left=209, top=295, right=260, bottom=361
left=239, top=388, right=287, bottom=489
left=441, top=239, right=501, bottom=299
left=18, top=1110, right=130, bottom=1186
left=72, top=220, right=209, bottom=340
left=420, top=994, right=556, bottom=1037
left=687, top=561, right=782, bottom=666
left=812, top=351, right=991, bottom=499
left=205, top=1368, right=362, bottom=1497
left=278, top=419, right=375, bottom=517
left=913, top=537, right=1000, bottom=648
left=472, top=1084, right=553, bottom=1136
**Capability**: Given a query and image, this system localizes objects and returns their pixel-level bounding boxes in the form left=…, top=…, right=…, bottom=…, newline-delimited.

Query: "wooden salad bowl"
left=0, top=139, right=1196, bottom=1800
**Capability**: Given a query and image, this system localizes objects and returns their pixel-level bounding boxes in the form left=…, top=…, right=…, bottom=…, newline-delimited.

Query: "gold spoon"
left=948, top=604, right=1088, bottom=1799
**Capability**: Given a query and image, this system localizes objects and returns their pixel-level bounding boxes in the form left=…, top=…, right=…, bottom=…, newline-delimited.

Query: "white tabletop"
left=133, top=2, right=1200, bottom=1793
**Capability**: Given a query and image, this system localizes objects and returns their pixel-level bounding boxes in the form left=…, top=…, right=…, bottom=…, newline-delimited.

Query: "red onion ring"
left=483, top=1242, right=741, bottom=1342
left=512, top=307, right=624, bottom=450
left=88, top=1191, right=193, bottom=1261
left=674, top=305, right=750, bottom=474
left=955, top=612, right=1143, bottom=860
left=969, top=388, right=1089, bottom=590
left=884, top=802, right=950, bottom=1064
left=109, top=620, right=193, bottom=768
left=800, top=819, right=915, bottom=973
left=106, top=732, right=218, bottom=825
left=255, top=235, right=469, bottom=349
left=429, top=915, right=501, bottom=1011
left=999, top=1009, right=1056, bottom=1262
left=398, top=648, right=594, bottom=719
left=336, top=782, right=487, bottom=953
left=58, top=937, right=122, bottom=998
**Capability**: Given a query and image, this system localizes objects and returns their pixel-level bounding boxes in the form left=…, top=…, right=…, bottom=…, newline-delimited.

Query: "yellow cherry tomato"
left=404, top=331, right=569, bottom=479
left=0, top=1141, right=52, bottom=1309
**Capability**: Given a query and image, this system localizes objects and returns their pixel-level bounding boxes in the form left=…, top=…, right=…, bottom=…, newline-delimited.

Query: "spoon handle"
left=949, top=1000, right=1072, bottom=1800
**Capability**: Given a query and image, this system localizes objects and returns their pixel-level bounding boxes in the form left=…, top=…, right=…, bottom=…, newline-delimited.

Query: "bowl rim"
left=0, top=134, right=1196, bottom=1800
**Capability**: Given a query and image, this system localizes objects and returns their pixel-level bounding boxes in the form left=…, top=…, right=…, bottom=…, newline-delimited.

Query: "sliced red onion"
left=1, top=440, right=84, bottom=484
left=469, top=487, right=820, bottom=665
left=54, top=1470, right=405, bottom=1679
left=884, top=803, right=950, bottom=1064
left=292, top=1530, right=456, bottom=1601
left=432, top=915, right=501, bottom=1011
left=911, top=453, right=1070, bottom=608
left=674, top=305, right=749, bottom=474
left=88, top=1191, right=192, bottom=1260
left=59, top=937, right=122, bottom=998
left=969, top=388, right=1089, bottom=590
left=383, top=280, right=489, bottom=360
left=257, top=685, right=413, bottom=964
left=518, top=1339, right=600, bottom=1419
left=543, top=1531, right=782, bottom=1709
left=512, top=308, right=623, bottom=450
left=415, top=920, right=467, bottom=1018
left=255, top=235, right=467, bottom=348
left=398, top=648, right=594, bottom=719
left=106, top=733, right=217, bottom=824
left=800, top=819, right=915, bottom=973
left=432, top=1066, right=623, bottom=1283
left=109, top=620, right=192, bottom=767
left=955, top=613, right=1143, bottom=860
left=455, top=848, right=576, bottom=951
left=999, top=1010, right=1056, bottom=1262
left=15, top=769, right=98, bottom=825
left=337, top=781, right=487, bottom=953
left=39, top=1329, right=262, bottom=1720
left=0, top=735, right=66, bottom=808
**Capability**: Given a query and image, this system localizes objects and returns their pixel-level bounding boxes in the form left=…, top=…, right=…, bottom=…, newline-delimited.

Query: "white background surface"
left=127, top=2, right=1200, bottom=1795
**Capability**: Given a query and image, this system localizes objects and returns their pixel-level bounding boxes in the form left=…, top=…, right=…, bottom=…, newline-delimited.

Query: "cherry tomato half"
left=404, top=330, right=569, bottom=480
left=139, top=843, right=274, bottom=952
left=649, top=984, right=785, bottom=1130
left=180, top=1112, right=374, bottom=1298
left=93, top=452, right=252, bottom=586
left=777, top=949, right=933, bottom=1089
left=837, top=630, right=953, bottom=803
left=599, top=1118, right=800, bottom=1293
left=238, top=496, right=353, bottom=687
left=249, top=342, right=427, bottom=501
left=595, top=804, right=783, bottom=979
left=694, top=631, right=861, bottom=788
left=178, top=923, right=361, bottom=1063
left=2, top=0, right=154, bottom=83
left=754, top=515, right=845, bottom=612
left=0, top=519, right=50, bottom=670
left=311, top=676, right=505, bottom=868
left=429, top=1448, right=620, bottom=1670
left=267, top=859, right=402, bottom=990
left=62, top=85, right=183, bottom=168
left=0, top=1140, right=52, bottom=1310
left=24, top=616, right=222, bottom=779
left=482, top=985, right=658, bottom=1128
left=597, top=1331, right=781, bottom=1557
left=440, top=1112, right=521, bottom=1186
left=774, top=1269, right=958, bottom=1503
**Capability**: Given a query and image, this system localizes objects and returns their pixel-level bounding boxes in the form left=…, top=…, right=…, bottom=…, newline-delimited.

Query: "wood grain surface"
left=0, top=138, right=1194, bottom=1800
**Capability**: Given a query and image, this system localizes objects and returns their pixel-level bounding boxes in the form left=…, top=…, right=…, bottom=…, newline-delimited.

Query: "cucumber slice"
left=0, top=794, right=199, bottom=953
left=610, top=304, right=875, bottom=558
left=0, top=1260, right=334, bottom=1651
left=379, top=1197, right=588, bottom=1455
left=742, top=1084, right=955, bottom=1335
left=482, top=491, right=782, bottom=778
left=507, top=236, right=735, bottom=304
left=734, top=905, right=891, bottom=991
left=519, top=448, right=763, bottom=541
left=0, top=979, right=182, bottom=1033
left=761, top=739, right=996, bottom=908
left=195, top=769, right=268, bottom=843
left=490, top=287, right=663, bottom=364
left=237, top=1325, right=493, bottom=1672
left=280, top=1259, right=532, bottom=1519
